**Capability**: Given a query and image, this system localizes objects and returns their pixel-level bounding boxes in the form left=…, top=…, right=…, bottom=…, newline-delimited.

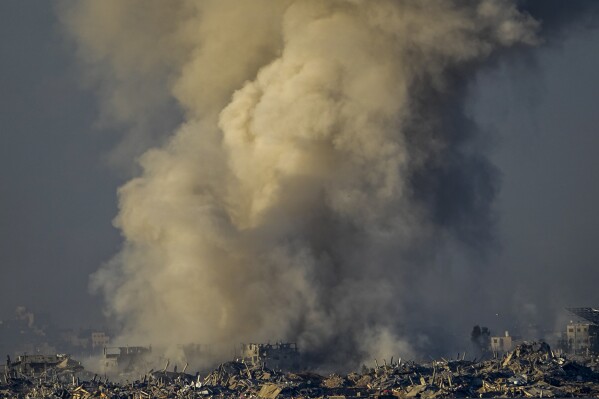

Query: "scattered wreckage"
left=2, top=342, right=599, bottom=398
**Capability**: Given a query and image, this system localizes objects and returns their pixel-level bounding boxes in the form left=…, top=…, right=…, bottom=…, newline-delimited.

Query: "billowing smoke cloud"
left=61, top=0, right=541, bottom=366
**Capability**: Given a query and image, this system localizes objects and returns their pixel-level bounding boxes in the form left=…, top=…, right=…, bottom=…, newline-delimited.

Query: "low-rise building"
left=490, top=331, right=513, bottom=353
left=241, top=342, right=300, bottom=371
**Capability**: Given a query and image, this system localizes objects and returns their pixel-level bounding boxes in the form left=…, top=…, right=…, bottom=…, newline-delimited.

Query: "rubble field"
left=2, top=342, right=599, bottom=398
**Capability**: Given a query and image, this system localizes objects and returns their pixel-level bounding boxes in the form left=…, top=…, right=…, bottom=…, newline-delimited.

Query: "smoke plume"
left=61, top=0, right=541, bottom=366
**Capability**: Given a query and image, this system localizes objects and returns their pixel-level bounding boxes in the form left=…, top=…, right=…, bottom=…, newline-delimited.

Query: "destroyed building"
left=103, top=346, right=151, bottom=373
left=490, top=331, right=514, bottom=354
left=566, top=323, right=599, bottom=354
left=5, top=354, right=83, bottom=377
left=564, top=308, right=599, bottom=354
left=241, top=342, right=300, bottom=371
left=91, top=331, right=110, bottom=349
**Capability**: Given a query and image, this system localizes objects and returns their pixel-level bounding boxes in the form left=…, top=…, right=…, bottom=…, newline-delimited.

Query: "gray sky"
left=0, top=1, right=121, bottom=326
left=0, top=1, right=598, bottom=338
left=472, top=27, right=599, bottom=332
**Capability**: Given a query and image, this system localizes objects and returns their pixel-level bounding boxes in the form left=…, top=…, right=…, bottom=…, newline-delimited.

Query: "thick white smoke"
left=61, top=0, right=539, bottom=366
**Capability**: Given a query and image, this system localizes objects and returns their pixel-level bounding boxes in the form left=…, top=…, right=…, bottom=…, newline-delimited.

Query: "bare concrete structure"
left=241, top=342, right=300, bottom=371
left=103, top=346, right=151, bottom=373
left=565, top=308, right=599, bottom=354
left=91, top=332, right=110, bottom=349
left=490, top=331, right=513, bottom=353
left=565, top=323, right=599, bottom=354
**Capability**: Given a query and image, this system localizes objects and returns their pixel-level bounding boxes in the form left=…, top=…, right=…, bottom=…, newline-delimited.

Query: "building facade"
left=490, top=331, right=513, bottom=353
left=566, top=323, right=599, bottom=354
left=241, top=342, right=300, bottom=371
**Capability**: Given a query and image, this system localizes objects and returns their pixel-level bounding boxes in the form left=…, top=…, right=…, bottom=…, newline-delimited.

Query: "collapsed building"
left=5, top=354, right=83, bottom=377
left=241, top=342, right=300, bottom=371
left=103, top=346, right=152, bottom=374
left=2, top=353, right=87, bottom=384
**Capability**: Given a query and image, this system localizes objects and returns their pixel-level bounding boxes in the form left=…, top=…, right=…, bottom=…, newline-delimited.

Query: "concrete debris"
left=258, top=383, right=283, bottom=399
left=2, top=342, right=599, bottom=398
left=3, top=354, right=91, bottom=383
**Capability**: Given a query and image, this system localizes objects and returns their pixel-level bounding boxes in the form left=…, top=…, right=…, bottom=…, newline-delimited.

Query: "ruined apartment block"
left=566, top=323, right=599, bottom=354
left=241, top=342, right=300, bottom=371
left=565, top=308, right=599, bottom=354
left=91, top=332, right=110, bottom=349
left=103, top=346, right=151, bottom=373
left=6, top=354, right=82, bottom=377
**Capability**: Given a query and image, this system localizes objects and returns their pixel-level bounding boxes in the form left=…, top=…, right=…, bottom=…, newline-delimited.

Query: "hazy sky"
left=0, top=1, right=122, bottom=326
left=473, top=27, right=599, bottom=332
left=1, top=1, right=598, bottom=340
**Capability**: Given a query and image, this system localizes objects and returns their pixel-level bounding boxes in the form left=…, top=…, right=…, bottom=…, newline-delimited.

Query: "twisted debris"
left=2, top=342, right=599, bottom=398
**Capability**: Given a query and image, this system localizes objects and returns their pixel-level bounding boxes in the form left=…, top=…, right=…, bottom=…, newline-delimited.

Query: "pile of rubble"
left=2, top=342, right=599, bottom=398
left=355, top=342, right=599, bottom=398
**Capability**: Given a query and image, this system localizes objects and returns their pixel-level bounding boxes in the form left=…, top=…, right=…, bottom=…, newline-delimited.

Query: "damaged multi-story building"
left=240, top=342, right=300, bottom=371
left=103, top=346, right=152, bottom=373
left=563, top=307, right=599, bottom=354
left=91, top=331, right=110, bottom=349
